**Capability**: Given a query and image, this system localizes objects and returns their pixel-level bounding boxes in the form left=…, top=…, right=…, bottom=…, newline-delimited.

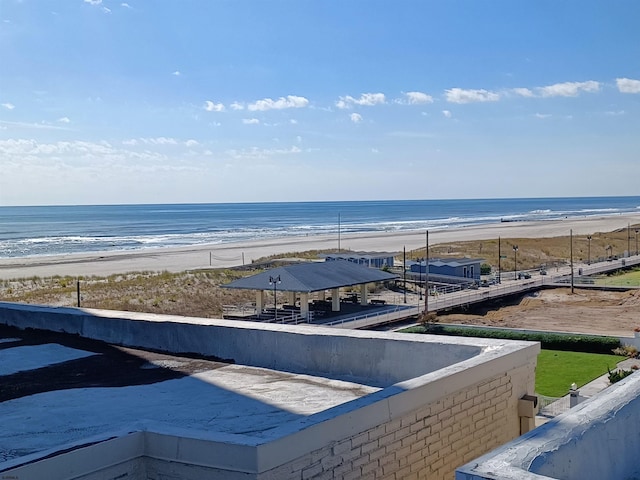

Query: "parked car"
left=539, top=269, right=547, bottom=275
left=518, top=272, right=531, bottom=279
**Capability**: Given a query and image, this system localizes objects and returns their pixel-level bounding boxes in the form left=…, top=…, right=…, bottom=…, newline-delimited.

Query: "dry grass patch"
left=0, top=268, right=258, bottom=318
left=409, top=224, right=640, bottom=271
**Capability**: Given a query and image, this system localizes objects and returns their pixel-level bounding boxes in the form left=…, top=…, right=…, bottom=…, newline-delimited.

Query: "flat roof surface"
left=223, top=259, right=397, bottom=293
left=0, top=325, right=380, bottom=464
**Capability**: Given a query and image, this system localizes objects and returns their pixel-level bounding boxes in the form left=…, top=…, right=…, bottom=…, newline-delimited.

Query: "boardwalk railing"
left=324, top=305, right=418, bottom=330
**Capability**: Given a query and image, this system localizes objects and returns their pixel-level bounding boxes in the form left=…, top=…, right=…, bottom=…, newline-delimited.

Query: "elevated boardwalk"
left=328, top=254, right=640, bottom=330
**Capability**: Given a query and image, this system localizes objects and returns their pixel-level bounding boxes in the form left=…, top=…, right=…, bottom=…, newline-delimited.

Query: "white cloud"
left=0, top=120, right=66, bottom=130
left=204, top=101, right=225, bottom=112
left=56, top=117, right=71, bottom=124
left=247, top=95, right=309, bottom=111
left=616, top=78, right=640, bottom=94
left=350, top=113, right=363, bottom=123
left=512, top=88, right=535, bottom=98
left=2, top=103, right=15, bottom=110
left=604, top=110, right=625, bottom=116
left=123, top=137, right=180, bottom=146
left=243, top=118, right=260, bottom=125
left=442, top=110, right=452, bottom=118
left=121, top=2, right=132, bottom=8
left=445, top=88, right=500, bottom=104
left=289, top=119, right=298, bottom=124
left=336, top=93, right=386, bottom=109
left=172, top=71, right=181, bottom=76
left=538, top=81, right=600, bottom=97
left=398, top=91, right=433, bottom=105
left=148, top=137, right=177, bottom=145
left=230, top=102, right=244, bottom=110
left=296, top=135, right=302, bottom=143
left=535, top=113, right=551, bottom=119
left=225, top=145, right=301, bottom=160
left=83, top=0, right=111, bottom=12
left=371, top=148, right=379, bottom=154
left=185, top=139, right=199, bottom=147
left=0, top=139, right=116, bottom=158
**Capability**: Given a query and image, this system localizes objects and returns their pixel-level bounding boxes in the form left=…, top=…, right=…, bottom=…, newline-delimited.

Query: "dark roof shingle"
left=223, top=260, right=397, bottom=293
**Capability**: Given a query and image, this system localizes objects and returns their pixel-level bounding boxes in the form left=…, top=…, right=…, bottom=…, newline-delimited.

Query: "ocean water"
left=0, top=197, right=638, bottom=259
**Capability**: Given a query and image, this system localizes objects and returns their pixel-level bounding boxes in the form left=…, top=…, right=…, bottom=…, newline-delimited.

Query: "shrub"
left=418, top=312, right=438, bottom=330
left=402, top=325, right=621, bottom=354
left=612, top=345, right=639, bottom=358
left=480, top=263, right=492, bottom=275
left=608, top=367, right=635, bottom=384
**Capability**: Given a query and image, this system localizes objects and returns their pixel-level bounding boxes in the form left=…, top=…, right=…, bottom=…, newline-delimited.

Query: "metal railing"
left=537, top=394, right=570, bottom=418
left=324, top=305, right=418, bottom=329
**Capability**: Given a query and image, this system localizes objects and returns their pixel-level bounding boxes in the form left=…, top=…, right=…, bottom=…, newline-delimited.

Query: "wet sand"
left=1, top=214, right=638, bottom=279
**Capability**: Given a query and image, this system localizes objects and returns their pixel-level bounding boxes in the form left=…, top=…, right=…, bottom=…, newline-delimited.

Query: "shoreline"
left=1, top=214, right=639, bottom=280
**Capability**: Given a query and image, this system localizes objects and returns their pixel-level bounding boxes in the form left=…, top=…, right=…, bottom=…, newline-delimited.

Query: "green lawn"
left=536, top=349, right=624, bottom=397
left=596, top=267, right=640, bottom=286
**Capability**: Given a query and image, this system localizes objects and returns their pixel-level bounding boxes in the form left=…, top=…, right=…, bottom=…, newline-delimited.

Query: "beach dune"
left=0, top=214, right=638, bottom=280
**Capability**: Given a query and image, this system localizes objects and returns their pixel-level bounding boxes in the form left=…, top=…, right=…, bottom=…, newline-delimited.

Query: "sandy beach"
left=1, top=214, right=639, bottom=280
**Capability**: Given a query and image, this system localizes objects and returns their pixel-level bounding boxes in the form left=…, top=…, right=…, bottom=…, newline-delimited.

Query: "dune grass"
left=536, top=349, right=624, bottom=397
left=408, top=225, right=640, bottom=272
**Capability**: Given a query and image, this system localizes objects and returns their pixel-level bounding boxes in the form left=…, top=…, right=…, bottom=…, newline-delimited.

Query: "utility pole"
left=338, top=213, right=341, bottom=253
left=570, top=229, right=574, bottom=294
left=498, top=237, right=501, bottom=284
left=403, top=246, right=407, bottom=304
left=424, top=230, right=429, bottom=314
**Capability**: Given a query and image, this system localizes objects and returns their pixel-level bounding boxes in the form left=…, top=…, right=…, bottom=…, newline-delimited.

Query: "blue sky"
left=1, top=0, right=639, bottom=206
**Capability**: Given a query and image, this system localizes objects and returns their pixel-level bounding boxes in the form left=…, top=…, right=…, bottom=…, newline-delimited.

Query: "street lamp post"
left=587, top=235, right=592, bottom=265
left=635, top=229, right=639, bottom=256
left=513, top=245, right=519, bottom=280
left=606, top=245, right=612, bottom=260
left=269, top=275, right=281, bottom=322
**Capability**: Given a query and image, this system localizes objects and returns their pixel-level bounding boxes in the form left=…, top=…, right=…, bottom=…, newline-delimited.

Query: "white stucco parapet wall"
left=456, top=371, right=640, bottom=480
left=0, top=302, right=539, bottom=479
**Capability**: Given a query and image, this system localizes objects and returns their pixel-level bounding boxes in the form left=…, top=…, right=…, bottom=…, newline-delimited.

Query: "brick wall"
left=259, top=362, right=534, bottom=480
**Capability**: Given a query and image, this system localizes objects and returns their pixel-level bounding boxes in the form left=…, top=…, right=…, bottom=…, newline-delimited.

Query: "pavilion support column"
left=319, top=290, right=326, bottom=301
left=360, top=284, right=368, bottom=305
left=300, top=292, right=309, bottom=321
left=288, top=291, right=296, bottom=306
left=256, top=290, right=265, bottom=313
left=332, top=288, right=340, bottom=312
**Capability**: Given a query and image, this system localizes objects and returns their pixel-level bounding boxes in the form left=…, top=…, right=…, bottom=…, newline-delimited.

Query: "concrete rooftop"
left=0, top=302, right=539, bottom=477
left=0, top=327, right=380, bottom=465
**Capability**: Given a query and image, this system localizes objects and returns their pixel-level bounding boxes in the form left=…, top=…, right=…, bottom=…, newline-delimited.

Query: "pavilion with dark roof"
left=223, top=260, right=397, bottom=321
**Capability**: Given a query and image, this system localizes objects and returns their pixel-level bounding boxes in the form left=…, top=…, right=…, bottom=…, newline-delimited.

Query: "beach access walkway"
left=328, top=254, right=640, bottom=330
